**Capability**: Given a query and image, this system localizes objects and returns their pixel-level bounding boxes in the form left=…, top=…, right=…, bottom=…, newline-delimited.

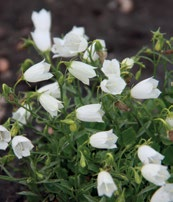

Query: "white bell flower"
left=90, top=129, right=118, bottom=149
left=52, top=26, right=88, bottom=58
left=31, top=8, right=51, bottom=31
left=131, top=77, right=161, bottom=99
left=141, top=164, right=170, bottom=186
left=31, top=30, right=51, bottom=52
left=39, top=93, right=63, bottom=117
left=23, top=60, right=53, bottom=82
left=37, top=82, right=61, bottom=99
left=0, top=125, right=11, bottom=150
left=83, top=39, right=106, bottom=62
left=12, top=136, right=34, bottom=159
left=76, top=104, right=104, bottom=122
left=97, top=171, right=117, bottom=197
left=100, top=76, right=126, bottom=95
left=150, top=183, right=173, bottom=202
left=31, top=9, right=51, bottom=51
left=138, top=145, right=164, bottom=165
left=101, top=59, right=120, bottom=78
left=68, top=61, right=96, bottom=85
left=12, top=105, right=31, bottom=125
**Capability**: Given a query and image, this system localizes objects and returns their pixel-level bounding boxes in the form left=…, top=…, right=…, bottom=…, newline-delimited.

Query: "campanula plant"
left=1, top=9, right=173, bottom=202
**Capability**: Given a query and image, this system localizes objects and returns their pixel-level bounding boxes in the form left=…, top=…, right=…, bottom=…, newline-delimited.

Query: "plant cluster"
left=0, top=9, right=173, bottom=202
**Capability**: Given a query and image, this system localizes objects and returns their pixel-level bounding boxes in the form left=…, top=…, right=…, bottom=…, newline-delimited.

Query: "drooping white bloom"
left=100, top=76, right=126, bottom=95
left=39, top=93, right=63, bottom=117
left=90, top=129, right=118, bottom=149
left=101, top=59, right=120, bottom=78
left=23, top=60, right=53, bottom=82
left=150, top=183, right=173, bottom=202
left=52, top=26, right=88, bottom=58
left=131, top=77, right=161, bottom=99
left=76, top=104, right=104, bottom=122
left=0, top=125, right=11, bottom=150
left=37, top=82, right=61, bottom=99
left=12, top=136, right=34, bottom=159
left=97, top=171, right=117, bottom=197
left=121, top=57, right=134, bottom=69
left=31, top=30, right=51, bottom=52
left=138, top=145, right=164, bottom=165
left=68, top=61, right=96, bottom=85
left=31, top=9, right=51, bottom=51
left=141, top=164, right=170, bottom=186
left=83, top=39, right=106, bottom=62
left=31, top=9, right=51, bottom=31
left=12, top=105, right=31, bottom=125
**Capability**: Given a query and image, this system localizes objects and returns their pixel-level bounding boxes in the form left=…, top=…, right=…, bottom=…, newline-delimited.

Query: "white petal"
left=141, top=164, right=170, bottom=186
left=31, top=30, right=51, bottom=51
left=31, top=9, right=51, bottom=31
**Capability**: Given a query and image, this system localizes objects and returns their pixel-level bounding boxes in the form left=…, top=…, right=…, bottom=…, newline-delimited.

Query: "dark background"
left=0, top=0, right=173, bottom=201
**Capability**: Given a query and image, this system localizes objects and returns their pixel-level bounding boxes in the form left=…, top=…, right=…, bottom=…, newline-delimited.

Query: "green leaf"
left=120, top=127, right=137, bottom=146
left=83, top=194, right=98, bottom=202
left=163, top=146, right=173, bottom=165
left=17, top=191, right=39, bottom=197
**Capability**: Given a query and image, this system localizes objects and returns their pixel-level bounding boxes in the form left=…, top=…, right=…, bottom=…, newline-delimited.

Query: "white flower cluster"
left=0, top=125, right=33, bottom=159
left=137, top=145, right=173, bottom=202
left=0, top=8, right=164, bottom=200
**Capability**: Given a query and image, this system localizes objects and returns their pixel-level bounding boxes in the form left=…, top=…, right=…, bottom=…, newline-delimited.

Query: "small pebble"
left=0, top=58, right=9, bottom=73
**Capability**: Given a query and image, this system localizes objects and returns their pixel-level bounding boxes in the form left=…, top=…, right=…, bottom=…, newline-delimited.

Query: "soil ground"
left=0, top=0, right=173, bottom=201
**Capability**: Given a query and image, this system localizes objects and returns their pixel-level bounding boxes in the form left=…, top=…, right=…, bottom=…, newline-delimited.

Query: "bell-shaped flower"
left=150, top=183, right=173, bottom=202
left=121, top=57, right=134, bottom=69
left=23, top=60, right=53, bottom=82
left=83, top=39, right=106, bottom=62
left=76, top=104, right=104, bottom=122
left=31, top=8, right=51, bottom=31
left=52, top=26, right=88, bottom=58
left=131, top=77, right=161, bottom=99
left=68, top=61, right=96, bottom=85
left=31, top=30, right=51, bottom=52
left=37, top=82, right=61, bottom=99
left=141, top=164, right=170, bottom=186
left=12, top=135, right=34, bottom=159
left=31, top=9, right=51, bottom=51
left=101, top=59, right=120, bottom=78
left=90, top=129, right=118, bottom=149
left=138, top=145, right=164, bottom=165
left=39, top=93, right=63, bottom=117
left=100, top=76, right=126, bottom=95
left=0, top=125, right=11, bottom=150
left=12, top=105, right=31, bottom=125
left=97, top=171, right=117, bottom=197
